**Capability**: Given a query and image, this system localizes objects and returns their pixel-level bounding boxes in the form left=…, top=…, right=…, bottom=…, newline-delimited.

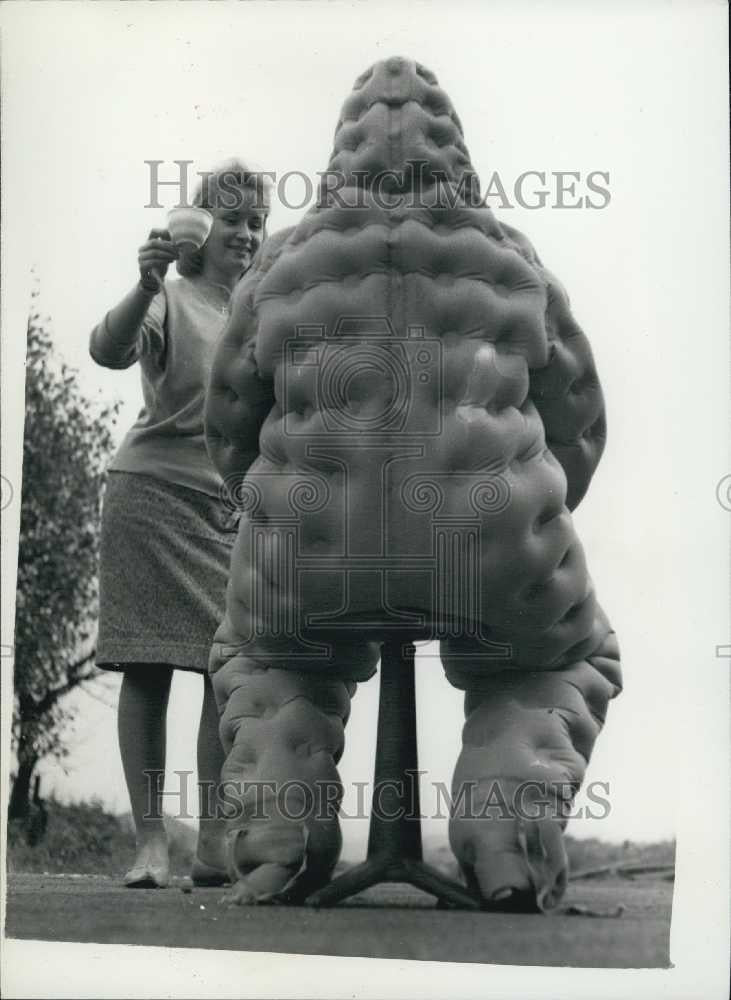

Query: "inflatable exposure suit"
left=205, top=57, right=622, bottom=909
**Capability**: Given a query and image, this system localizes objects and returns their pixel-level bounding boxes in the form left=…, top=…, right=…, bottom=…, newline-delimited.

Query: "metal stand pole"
left=308, top=638, right=479, bottom=909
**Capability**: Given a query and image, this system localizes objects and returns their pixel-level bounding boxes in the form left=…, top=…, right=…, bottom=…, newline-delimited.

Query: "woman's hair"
left=176, top=158, right=273, bottom=277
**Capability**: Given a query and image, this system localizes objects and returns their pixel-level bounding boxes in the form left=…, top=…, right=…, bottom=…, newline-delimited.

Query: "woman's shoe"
left=123, top=863, right=170, bottom=888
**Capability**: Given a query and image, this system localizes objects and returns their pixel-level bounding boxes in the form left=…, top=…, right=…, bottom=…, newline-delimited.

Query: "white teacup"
left=167, top=206, right=214, bottom=249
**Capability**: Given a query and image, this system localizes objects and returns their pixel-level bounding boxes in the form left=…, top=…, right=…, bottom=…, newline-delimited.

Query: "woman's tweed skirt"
left=96, top=471, right=238, bottom=673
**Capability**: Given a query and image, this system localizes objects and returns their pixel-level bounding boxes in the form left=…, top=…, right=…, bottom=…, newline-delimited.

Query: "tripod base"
left=306, top=638, right=480, bottom=911
left=309, top=853, right=479, bottom=909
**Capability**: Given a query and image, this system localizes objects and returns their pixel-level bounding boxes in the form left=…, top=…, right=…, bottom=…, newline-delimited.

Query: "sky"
left=1, top=0, right=729, bottom=863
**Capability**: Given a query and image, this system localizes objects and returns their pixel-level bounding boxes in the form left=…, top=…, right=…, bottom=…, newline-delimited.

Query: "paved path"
left=5, top=873, right=672, bottom=967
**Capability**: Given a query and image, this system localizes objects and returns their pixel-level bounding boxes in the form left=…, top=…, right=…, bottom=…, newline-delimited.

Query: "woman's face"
left=203, top=189, right=269, bottom=277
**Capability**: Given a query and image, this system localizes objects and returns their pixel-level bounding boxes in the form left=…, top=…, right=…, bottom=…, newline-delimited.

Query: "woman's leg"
left=193, top=672, right=228, bottom=878
left=118, top=664, right=174, bottom=885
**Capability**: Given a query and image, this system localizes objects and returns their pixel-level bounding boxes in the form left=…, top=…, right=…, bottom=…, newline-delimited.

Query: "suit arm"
left=529, top=273, right=606, bottom=511
left=205, top=227, right=295, bottom=484
left=205, top=292, right=275, bottom=484
left=501, top=221, right=606, bottom=510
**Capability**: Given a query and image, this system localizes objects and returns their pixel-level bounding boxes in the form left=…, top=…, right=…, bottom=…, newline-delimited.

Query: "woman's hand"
left=138, top=228, right=179, bottom=292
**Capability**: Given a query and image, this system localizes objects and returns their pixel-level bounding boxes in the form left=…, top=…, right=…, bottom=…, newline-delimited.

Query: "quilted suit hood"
left=324, top=55, right=479, bottom=198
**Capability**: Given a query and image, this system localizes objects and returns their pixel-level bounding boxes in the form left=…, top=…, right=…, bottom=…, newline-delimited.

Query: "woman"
left=90, top=160, right=270, bottom=887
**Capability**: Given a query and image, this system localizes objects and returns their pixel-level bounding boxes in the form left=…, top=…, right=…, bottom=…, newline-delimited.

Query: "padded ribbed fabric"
left=205, top=56, right=621, bottom=909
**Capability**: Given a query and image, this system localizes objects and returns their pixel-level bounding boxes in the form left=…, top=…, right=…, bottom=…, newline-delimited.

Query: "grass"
left=7, top=796, right=195, bottom=876
left=425, top=836, right=675, bottom=883
left=7, top=797, right=675, bottom=880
